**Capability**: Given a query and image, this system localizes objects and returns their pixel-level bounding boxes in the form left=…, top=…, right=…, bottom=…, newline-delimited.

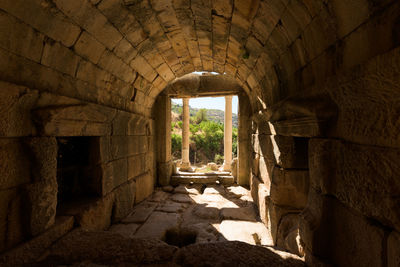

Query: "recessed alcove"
left=56, top=137, right=101, bottom=211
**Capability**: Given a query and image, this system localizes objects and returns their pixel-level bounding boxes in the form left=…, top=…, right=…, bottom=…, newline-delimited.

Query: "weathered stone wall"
left=0, top=81, right=155, bottom=253
left=251, top=40, right=400, bottom=265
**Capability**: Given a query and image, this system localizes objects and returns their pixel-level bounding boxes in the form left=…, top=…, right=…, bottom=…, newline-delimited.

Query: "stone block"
left=135, top=172, right=154, bottom=203
left=113, top=38, right=138, bottom=64
left=122, top=201, right=158, bottom=224
left=250, top=174, right=261, bottom=205
left=109, top=223, right=140, bottom=238
left=298, top=189, right=330, bottom=256
left=252, top=153, right=259, bottom=177
left=268, top=203, right=300, bottom=244
left=5, top=193, right=24, bottom=250
left=257, top=183, right=269, bottom=226
left=112, top=158, right=128, bottom=190
left=0, top=139, right=31, bottom=190
left=329, top=200, right=385, bottom=267
left=0, top=81, right=38, bottom=137
left=25, top=181, right=57, bottom=236
left=309, top=138, right=400, bottom=231
left=95, top=136, right=111, bottom=164
left=0, top=10, right=44, bottom=62
left=98, top=50, right=136, bottom=83
left=23, top=137, right=58, bottom=236
left=0, top=0, right=81, bottom=47
left=259, top=155, right=273, bottom=187
left=74, top=31, right=105, bottom=64
left=53, top=0, right=122, bottom=50
left=276, top=214, right=303, bottom=256
left=24, top=137, right=57, bottom=182
left=127, top=115, right=148, bottom=136
left=63, top=194, right=115, bottom=231
left=34, top=104, right=115, bottom=136
left=300, top=191, right=386, bottom=266
left=157, top=161, right=172, bottom=186
left=130, top=55, right=157, bottom=82
left=258, top=134, right=308, bottom=169
left=112, top=180, right=136, bottom=223
left=0, top=216, right=74, bottom=265
left=127, top=154, right=146, bottom=180
left=41, top=41, right=80, bottom=76
left=76, top=60, right=112, bottom=88
left=110, top=136, right=129, bottom=159
left=388, top=231, right=400, bottom=267
left=0, top=188, right=24, bottom=252
left=270, top=169, right=309, bottom=209
left=134, top=211, right=179, bottom=240
left=111, top=111, right=131, bottom=135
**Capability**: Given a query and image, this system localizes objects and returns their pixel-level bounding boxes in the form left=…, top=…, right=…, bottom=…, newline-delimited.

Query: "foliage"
left=171, top=102, right=238, bottom=127
left=171, top=104, right=238, bottom=163
left=195, top=108, right=208, bottom=124
left=171, top=133, right=182, bottom=158
left=214, top=154, right=224, bottom=164
left=232, top=127, right=238, bottom=157
left=191, top=121, right=224, bottom=161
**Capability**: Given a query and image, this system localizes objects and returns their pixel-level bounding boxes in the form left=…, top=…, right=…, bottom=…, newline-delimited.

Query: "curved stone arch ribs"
left=149, top=0, right=196, bottom=74
left=125, top=0, right=184, bottom=80
left=95, top=0, right=176, bottom=86
left=211, top=0, right=234, bottom=74
left=172, top=0, right=204, bottom=71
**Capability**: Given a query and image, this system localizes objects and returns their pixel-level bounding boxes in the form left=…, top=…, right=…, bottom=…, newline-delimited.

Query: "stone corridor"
left=0, top=0, right=400, bottom=266
left=24, top=184, right=305, bottom=266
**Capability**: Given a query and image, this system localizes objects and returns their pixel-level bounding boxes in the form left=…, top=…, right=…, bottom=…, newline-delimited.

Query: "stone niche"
left=56, top=137, right=101, bottom=211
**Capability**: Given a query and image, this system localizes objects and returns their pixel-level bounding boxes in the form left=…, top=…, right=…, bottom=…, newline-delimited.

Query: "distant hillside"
left=171, top=102, right=238, bottom=128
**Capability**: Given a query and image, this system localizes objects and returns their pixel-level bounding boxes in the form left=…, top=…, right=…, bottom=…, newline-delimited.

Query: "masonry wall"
left=250, top=36, right=400, bottom=267
left=0, top=0, right=162, bottom=255
left=0, top=81, right=155, bottom=255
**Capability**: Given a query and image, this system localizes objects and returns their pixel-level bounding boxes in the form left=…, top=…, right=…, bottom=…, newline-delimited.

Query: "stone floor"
left=30, top=184, right=305, bottom=266
left=108, top=184, right=273, bottom=246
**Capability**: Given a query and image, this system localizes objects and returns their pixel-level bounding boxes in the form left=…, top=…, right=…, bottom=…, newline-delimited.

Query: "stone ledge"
left=0, top=216, right=74, bottom=266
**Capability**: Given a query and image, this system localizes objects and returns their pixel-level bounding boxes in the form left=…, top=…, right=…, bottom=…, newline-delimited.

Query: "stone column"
left=180, top=97, right=192, bottom=171
left=238, top=93, right=251, bottom=185
left=154, top=94, right=172, bottom=185
left=223, top=96, right=233, bottom=171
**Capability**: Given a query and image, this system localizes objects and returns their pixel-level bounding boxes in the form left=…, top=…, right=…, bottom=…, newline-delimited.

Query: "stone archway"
left=153, top=73, right=252, bottom=187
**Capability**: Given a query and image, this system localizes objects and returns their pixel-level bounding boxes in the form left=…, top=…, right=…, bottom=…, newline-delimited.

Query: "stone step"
left=171, top=175, right=234, bottom=185
left=176, top=171, right=231, bottom=176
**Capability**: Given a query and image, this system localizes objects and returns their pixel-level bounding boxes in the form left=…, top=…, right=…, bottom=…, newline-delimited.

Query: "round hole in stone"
left=164, top=228, right=197, bottom=247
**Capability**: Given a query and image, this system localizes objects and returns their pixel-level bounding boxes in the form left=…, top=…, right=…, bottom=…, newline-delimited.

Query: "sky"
left=171, top=96, right=238, bottom=114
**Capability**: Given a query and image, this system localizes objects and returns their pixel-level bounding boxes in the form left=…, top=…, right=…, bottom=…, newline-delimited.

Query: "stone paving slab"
left=110, top=184, right=274, bottom=248
left=219, top=220, right=273, bottom=246
left=173, top=184, right=202, bottom=195
left=121, top=202, right=158, bottom=224
left=134, top=212, right=180, bottom=239
left=221, top=206, right=258, bottom=221
left=155, top=201, right=188, bottom=213
left=109, top=223, right=140, bottom=238
left=171, top=193, right=195, bottom=203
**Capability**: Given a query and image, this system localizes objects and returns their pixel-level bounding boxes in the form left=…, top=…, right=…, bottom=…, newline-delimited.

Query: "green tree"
left=232, top=127, right=238, bottom=157
left=171, top=133, right=182, bottom=158
left=195, top=108, right=208, bottom=124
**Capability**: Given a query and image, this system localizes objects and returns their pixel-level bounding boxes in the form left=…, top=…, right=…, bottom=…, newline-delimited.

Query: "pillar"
left=223, top=96, right=233, bottom=171
left=154, top=94, right=172, bottom=185
left=180, top=97, right=192, bottom=171
left=238, top=93, right=251, bottom=185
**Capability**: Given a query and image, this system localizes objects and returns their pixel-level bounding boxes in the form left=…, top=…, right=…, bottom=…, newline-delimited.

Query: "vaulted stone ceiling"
left=0, top=0, right=398, bottom=120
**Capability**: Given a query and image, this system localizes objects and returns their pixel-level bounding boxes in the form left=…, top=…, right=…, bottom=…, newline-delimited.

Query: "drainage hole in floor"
left=164, top=228, right=197, bottom=247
